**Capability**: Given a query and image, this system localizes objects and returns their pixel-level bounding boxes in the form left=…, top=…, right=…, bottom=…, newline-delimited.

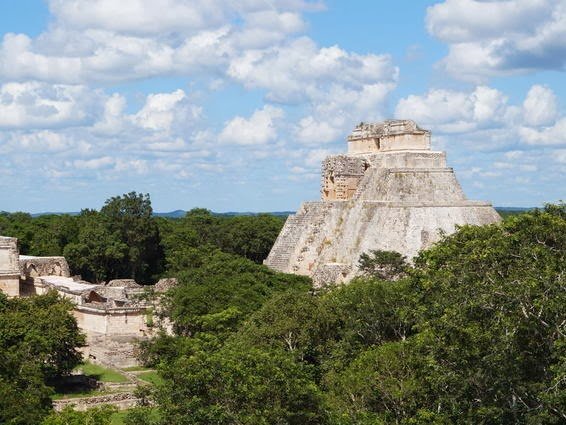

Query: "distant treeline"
left=0, top=192, right=285, bottom=284
left=6, top=207, right=530, bottom=220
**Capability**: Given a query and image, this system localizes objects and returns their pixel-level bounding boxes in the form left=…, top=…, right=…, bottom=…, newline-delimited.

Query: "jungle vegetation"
left=0, top=195, right=564, bottom=424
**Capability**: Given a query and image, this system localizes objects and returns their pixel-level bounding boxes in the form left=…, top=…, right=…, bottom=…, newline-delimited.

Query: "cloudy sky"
left=1, top=0, right=564, bottom=213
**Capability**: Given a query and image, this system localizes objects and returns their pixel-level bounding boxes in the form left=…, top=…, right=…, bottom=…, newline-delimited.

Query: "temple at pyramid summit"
left=264, top=119, right=501, bottom=286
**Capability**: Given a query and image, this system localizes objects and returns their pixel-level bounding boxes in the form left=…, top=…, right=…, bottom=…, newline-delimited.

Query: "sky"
left=0, top=0, right=565, bottom=213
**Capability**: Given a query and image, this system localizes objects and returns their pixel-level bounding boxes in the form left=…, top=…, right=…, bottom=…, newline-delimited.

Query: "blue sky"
left=0, top=0, right=564, bottom=213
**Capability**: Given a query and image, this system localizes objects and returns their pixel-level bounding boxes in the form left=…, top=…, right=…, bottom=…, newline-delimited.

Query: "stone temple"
left=264, top=119, right=501, bottom=286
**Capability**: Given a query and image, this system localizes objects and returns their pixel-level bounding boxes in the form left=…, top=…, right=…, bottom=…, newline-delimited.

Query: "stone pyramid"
left=264, top=120, right=501, bottom=286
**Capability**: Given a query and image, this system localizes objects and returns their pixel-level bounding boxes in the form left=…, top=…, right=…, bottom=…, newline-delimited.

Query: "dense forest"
left=0, top=192, right=285, bottom=282
left=0, top=194, right=564, bottom=424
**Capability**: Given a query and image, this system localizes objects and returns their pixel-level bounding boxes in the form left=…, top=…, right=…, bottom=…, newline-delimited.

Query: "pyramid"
left=264, top=120, right=501, bottom=286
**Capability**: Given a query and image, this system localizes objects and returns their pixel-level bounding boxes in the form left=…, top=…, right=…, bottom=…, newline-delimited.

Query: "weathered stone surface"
left=0, top=236, right=20, bottom=297
left=53, top=391, right=139, bottom=412
left=19, top=255, right=71, bottom=279
left=106, top=279, right=141, bottom=288
left=265, top=120, right=501, bottom=287
left=155, top=277, right=178, bottom=293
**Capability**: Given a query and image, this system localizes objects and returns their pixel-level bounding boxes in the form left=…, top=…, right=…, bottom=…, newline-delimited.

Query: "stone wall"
left=19, top=255, right=71, bottom=280
left=347, top=120, right=431, bottom=154
left=0, top=237, right=20, bottom=297
left=74, top=305, right=150, bottom=337
left=53, top=392, right=139, bottom=412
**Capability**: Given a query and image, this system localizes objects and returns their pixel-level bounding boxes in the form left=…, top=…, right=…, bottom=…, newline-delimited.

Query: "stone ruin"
left=0, top=243, right=177, bottom=367
left=0, top=236, right=20, bottom=297
left=264, top=119, right=501, bottom=287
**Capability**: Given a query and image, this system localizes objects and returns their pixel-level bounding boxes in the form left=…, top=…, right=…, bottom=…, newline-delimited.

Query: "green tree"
left=135, top=204, right=566, bottom=425
left=100, top=192, right=164, bottom=282
left=153, top=344, right=327, bottom=425
left=0, top=291, right=85, bottom=425
left=165, top=250, right=311, bottom=337
left=358, top=249, right=409, bottom=280
left=63, top=209, right=128, bottom=282
left=41, top=405, right=117, bottom=425
left=404, top=205, right=566, bottom=423
left=217, top=214, right=285, bottom=263
left=29, top=214, right=79, bottom=257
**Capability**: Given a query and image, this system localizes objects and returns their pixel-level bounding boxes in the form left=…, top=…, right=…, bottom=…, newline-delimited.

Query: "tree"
left=100, top=192, right=164, bottom=282
left=63, top=209, right=128, bottom=282
left=404, top=205, right=566, bottom=423
left=358, top=250, right=408, bottom=280
left=153, top=344, right=327, bottom=425
left=217, top=214, right=285, bottom=263
left=135, top=204, right=566, bottom=424
left=0, top=291, right=85, bottom=425
left=29, top=214, right=79, bottom=257
left=165, top=250, right=311, bottom=337
left=41, top=406, right=117, bottom=425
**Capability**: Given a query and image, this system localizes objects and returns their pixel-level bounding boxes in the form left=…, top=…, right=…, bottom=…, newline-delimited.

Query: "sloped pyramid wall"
left=264, top=121, right=501, bottom=287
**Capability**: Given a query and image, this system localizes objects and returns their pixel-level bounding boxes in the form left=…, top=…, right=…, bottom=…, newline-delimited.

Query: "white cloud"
left=519, top=117, right=566, bottom=145
left=295, top=116, right=342, bottom=144
left=133, top=89, right=195, bottom=132
left=0, top=81, right=102, bottom=129
left=93, top=93, right=127, bottom=134
left=73, top=156, right=114, bottom=170
left=47, top=0, right=320, bottom=36
left=228, top=37, right=397, bottom=104
left=427, top=0, right=566, bottom=81
left=395, top=86, right=508, bottom=133
left=522, top=84, right=558, bottom=126
left=219, top=105, right=284, bottom=145
left=395, top=83, right=566, bottom=156
left=0, top=0, right=325, bottom=84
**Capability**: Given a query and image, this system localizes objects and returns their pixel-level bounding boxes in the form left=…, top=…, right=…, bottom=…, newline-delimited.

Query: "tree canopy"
left=0, top=292, right=85, bottom=425
left=134, top=204, right=565, bottom=424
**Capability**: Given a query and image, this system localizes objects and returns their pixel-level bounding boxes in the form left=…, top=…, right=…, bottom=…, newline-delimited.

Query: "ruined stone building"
left=265, top=120, right=501, bottom=286
left=0, top=238, right=172, bottom=366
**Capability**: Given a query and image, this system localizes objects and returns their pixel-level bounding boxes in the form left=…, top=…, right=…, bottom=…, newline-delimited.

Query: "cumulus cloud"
left=132, top=89, right=201, bottom=132
left=219, top=105, right=285, bottom=145
left=426, top=0, right=566, bottom=81
left=395, top=83, right=566, bottom=160
left=228, top=37, right=397, bottom=103
left=395, top=85, right=508, bottom=133
left=0, top=81, right=103, bottom=129
left=522, top=84, right=558, bottom=126
left=0, top=0, right=325, bottom=84
left=519, top=117, right=566, bottom=145
left=48, top=0, right=321, bottom=36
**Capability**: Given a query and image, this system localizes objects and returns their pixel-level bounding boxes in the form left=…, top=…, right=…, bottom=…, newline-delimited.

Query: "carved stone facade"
left=265, top=119, right=501, bottom=287
left=321, top=155, right=368, bottom=200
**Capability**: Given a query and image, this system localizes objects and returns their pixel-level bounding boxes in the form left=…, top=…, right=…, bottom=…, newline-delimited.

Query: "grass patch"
left=137, top=371, right=164, bottom=386
left=110, top=411, right=128, bottom=425
left=78, top=362, right=129, bottom=383
left=111, top=408, right=161, bottom=425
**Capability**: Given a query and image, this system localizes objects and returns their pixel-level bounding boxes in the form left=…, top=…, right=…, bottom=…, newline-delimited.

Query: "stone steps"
left=265, top=203, right=328, bottom=272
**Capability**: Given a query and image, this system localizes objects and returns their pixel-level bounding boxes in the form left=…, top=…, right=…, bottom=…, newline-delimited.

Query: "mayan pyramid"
left=264, top=120, right=501, bottom=286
